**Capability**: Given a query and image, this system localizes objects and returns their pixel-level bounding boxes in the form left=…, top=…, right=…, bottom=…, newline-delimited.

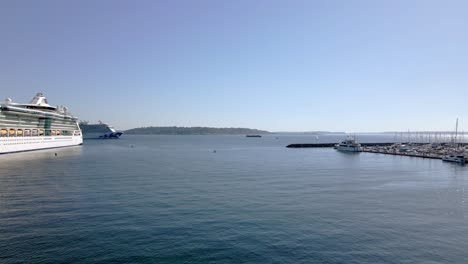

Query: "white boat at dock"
left=335, top=137, right=362, bottom=152
left=442, top=154, right=466, bottom=165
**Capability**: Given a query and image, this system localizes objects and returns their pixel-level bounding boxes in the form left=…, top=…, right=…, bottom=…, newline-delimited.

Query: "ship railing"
left=0, top=127, right=75, bottom=137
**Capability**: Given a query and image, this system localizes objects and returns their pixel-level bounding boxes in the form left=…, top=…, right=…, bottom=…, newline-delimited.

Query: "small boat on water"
left=442, top=154, right=465, bottom=165
left=335, top=137, right=362, bottom=152
left=246, top=135, right=262, bottom=138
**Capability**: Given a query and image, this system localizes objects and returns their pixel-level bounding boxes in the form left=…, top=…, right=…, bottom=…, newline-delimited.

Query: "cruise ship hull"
left=83, top=132, right=123, bottom=139
left=80, top=122, right=123, bottom=140
left=0, top=135, right=83, bottom=154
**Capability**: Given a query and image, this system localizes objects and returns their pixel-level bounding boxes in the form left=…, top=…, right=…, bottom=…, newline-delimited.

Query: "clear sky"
left=1, top=0, right=467, bottom=132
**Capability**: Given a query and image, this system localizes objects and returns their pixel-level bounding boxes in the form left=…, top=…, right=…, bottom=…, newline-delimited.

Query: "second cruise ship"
left=79, top=121, right=123, bottom=139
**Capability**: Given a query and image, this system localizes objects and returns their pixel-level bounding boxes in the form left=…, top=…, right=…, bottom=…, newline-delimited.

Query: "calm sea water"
left=1, top=134, right=468, bottom=263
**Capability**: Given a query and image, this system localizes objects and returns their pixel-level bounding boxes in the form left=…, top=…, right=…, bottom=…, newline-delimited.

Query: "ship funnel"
left=29, top=93, right=51, bottom=106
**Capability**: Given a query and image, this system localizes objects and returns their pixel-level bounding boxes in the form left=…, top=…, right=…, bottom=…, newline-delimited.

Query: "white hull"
left=0, top=135, right=83, bottom=154
left=335, top=137, right=362, bottom=153
left=442, top=155, right=465, bottom=165
left=336, top=146, right=362, bottom=152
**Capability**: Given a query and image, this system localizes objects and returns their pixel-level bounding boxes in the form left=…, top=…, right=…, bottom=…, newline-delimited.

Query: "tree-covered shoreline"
left=125, top=126, right=270, bottom=135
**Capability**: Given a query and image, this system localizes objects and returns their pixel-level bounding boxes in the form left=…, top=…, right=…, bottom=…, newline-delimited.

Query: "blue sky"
left=1, top=0, right=467, bottom=132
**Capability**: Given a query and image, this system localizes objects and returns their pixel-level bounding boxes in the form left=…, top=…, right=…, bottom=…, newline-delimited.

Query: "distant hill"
left=273, top=131, right=346, bottom=135
left=125, top=126, right=270, bottom=135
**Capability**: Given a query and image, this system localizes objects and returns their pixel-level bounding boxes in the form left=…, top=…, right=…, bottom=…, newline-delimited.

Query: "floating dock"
left=361, top=148, right=441, bottom=160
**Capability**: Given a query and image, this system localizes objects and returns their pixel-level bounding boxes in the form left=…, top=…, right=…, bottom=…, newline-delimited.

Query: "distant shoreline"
left=124, top=126, right=270, bottom=135
left=122, top=129, right=466, bottom=135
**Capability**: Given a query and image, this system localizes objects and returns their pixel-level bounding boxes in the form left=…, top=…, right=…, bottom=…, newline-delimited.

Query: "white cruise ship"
left=0, top=93, right=83, bottom=154
left=79, top=121, right=123, bottom=139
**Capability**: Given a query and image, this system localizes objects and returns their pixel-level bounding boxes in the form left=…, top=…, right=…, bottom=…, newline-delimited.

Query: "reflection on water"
left=1, top=135, right=468, bottom=264
left=0, top=146, right=83, bottom=163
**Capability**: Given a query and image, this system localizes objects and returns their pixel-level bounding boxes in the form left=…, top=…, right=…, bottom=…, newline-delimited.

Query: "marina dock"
left=287, top=143, right=395, bottom=148
left=287, top=142, right=468, bottom=162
